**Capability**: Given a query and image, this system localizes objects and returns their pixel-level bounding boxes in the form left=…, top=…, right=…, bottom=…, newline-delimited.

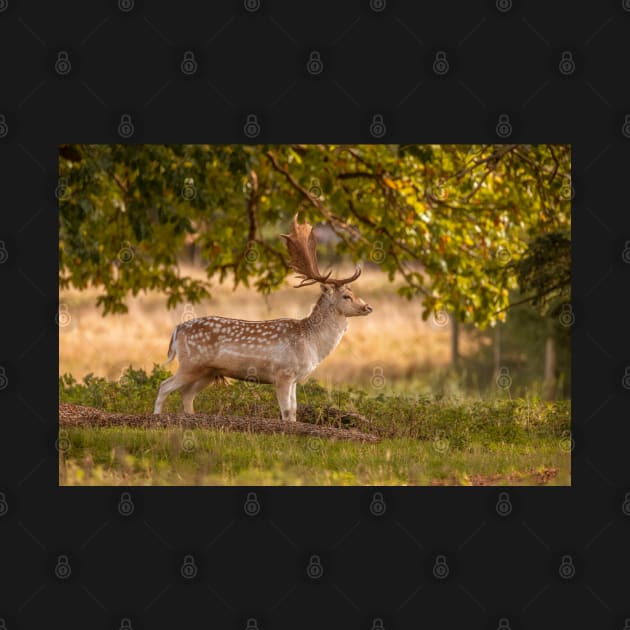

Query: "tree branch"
left=494, top=281, right=570, bottom=314
left=246, top=169, right=260, bottom=242
left=112, top=172, right=128, bottom=194
left=337, top=172, right=381, bottom=180
left=266, top=150, right=335, bottom=221
left=452, top=144, right=518, bottom=181
left=547, top=145, right=559, bottom=184
left=265, top=150, right=358, bottom=236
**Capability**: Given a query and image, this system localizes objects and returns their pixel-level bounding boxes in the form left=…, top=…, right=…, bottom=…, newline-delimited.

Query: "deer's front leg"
left=275, top=375, right=296, bottom=422
left=289, top=381, right=297, bottom=422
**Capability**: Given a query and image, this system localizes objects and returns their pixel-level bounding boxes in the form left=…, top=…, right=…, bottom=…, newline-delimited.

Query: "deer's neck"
left=303, top=294, right=348, bottom=361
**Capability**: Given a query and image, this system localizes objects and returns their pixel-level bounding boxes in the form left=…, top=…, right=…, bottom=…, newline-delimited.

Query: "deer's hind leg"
left=154, top=371, right=199, bottom=414
left=179, top=375, right=213, bottom=414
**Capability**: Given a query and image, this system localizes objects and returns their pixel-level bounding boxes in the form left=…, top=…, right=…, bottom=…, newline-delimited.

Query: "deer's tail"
left=164, top=326, right=178, bottom=365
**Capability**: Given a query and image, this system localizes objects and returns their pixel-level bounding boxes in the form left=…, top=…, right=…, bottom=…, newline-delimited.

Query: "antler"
left=281, top=214, right=362, bottom=287
left=281, top=214, right=332, bottom=287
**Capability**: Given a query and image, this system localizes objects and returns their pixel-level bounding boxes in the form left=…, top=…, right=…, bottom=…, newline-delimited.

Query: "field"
left=59, top=268, right=571, bottom=486
left=59, top=266, right=479, bottom=386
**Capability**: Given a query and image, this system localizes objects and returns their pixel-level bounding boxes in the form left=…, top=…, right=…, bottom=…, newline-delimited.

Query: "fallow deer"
left=153, top=215, right=373, bottom=421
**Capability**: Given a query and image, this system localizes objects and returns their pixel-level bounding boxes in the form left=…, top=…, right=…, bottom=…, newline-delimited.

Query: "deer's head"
left=319, top=283, right=373, bottom=317
left=281, top=214, right=373, bottom=318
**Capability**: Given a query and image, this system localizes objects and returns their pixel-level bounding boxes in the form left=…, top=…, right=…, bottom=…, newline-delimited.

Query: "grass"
left=59, top=366, right=571, bottom=486
left=59, top=430, right=569, bottom=486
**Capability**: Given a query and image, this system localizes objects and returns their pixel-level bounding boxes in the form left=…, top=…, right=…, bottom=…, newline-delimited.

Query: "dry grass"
left=59, top=266, right=477, bottom=387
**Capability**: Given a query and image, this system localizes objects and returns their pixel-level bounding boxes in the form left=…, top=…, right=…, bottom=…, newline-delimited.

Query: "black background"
left=1, top=0, right=630, bottom=628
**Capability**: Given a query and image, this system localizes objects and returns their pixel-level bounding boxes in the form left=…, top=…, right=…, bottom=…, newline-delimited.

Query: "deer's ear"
left=320, top=284, right=333, bottom=295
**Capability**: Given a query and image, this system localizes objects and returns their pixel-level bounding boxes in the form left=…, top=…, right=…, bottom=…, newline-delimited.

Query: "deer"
left=153, top=215, right=373, bottom=422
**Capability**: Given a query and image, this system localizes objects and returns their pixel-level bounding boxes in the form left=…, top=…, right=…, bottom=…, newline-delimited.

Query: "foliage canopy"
left=59, top=144, right=570, bottom=327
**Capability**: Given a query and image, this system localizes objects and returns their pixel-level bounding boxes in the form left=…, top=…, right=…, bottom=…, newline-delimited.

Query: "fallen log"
left=59, top=403, right=380, bottom=443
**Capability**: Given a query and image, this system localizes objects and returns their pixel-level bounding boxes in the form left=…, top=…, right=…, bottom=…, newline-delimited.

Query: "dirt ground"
left=59, top=403, right=380, bottom=443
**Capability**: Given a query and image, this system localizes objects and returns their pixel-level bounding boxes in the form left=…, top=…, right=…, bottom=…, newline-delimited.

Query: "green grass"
left=59, top=366, right=571, bottom=486
left=59, top=429, right=570, bottom=486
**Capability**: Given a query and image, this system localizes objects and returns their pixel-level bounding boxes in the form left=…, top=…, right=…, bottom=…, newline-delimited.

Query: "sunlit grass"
left=59, top=428, right=570, bottom=486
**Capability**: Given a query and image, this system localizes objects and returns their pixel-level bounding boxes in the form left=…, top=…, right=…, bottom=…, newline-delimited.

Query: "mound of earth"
left=59, top=403, right=380, bottom=443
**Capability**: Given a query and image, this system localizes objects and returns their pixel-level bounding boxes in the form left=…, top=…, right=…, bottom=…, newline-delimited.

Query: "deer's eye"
left=343, top=295, right=352, bottom=300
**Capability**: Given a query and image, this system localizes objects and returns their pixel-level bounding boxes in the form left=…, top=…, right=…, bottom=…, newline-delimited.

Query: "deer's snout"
left=363, top=304, right=373, bottom=314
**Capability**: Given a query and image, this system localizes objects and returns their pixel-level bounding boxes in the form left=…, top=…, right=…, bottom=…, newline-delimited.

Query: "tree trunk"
left=451, top=316, right=459, bottom=368
left=493, top=325, right=502, bottom=377
left=543, top=329, right=557, bottom=401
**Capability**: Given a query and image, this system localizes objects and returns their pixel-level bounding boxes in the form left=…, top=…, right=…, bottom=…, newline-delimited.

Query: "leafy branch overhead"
left=59, top=144, right=570, bottom=327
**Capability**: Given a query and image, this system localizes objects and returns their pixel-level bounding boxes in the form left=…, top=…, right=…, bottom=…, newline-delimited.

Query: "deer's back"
left=174, top=315, right=304, bottom=383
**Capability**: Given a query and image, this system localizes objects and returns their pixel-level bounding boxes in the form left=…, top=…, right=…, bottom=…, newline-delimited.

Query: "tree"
left=59, top=144, right=570, bottom=328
